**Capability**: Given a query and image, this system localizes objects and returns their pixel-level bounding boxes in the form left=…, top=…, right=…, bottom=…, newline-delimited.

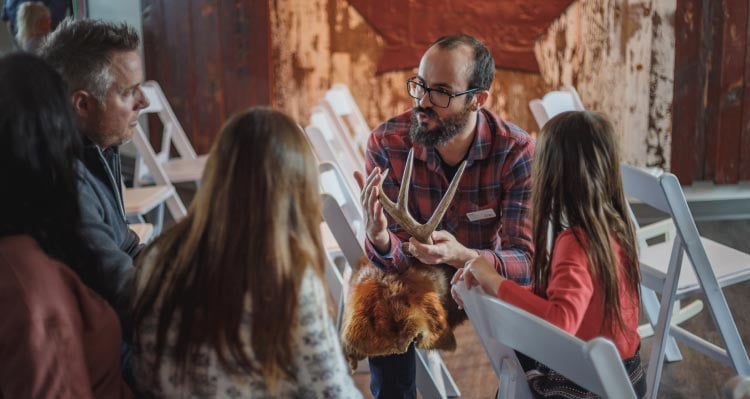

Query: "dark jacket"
left=78, top=140, right=142, bottom=335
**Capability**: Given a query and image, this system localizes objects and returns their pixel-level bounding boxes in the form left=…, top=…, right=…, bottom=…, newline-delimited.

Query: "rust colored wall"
left=271, top=0, right=550, bottom=136
left=535, top=0, right=675, bottom=169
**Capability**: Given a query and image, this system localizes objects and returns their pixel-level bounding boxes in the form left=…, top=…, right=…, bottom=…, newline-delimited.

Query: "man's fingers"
left=353, top=170, right=365, bottom=190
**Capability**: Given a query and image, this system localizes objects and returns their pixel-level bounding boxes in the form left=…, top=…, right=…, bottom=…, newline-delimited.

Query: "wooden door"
left=140, top=0, right=273, bottom=154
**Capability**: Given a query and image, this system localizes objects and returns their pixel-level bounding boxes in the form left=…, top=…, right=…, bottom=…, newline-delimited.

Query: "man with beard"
left=354, top=34, right=535, bottom=399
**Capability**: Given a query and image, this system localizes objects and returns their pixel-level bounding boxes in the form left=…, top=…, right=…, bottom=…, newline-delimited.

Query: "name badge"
left=466, top=208, right=496, bottom=222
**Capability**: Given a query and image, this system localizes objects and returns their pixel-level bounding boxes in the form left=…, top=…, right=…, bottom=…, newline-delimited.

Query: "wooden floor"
left=351, top=219, right=750, bottom=398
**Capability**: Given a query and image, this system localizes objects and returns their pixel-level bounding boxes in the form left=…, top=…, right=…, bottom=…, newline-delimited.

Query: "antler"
left=377, top=148, right=467, bottom=244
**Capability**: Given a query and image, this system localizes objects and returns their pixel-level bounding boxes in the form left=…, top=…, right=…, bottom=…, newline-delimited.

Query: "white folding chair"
left=319, top=161, right=460, bottom=399
left=322, top=83, right=370, bottom=160
left=310, top=104, right=364, bottom=172
left=133, top=81, right=208, bottom=186
left=126, top=125, right=188, bottom=232
left=305, top=118, right=362, bottom=196
left=528, top=86, right=585, bottom=129
left=621, top=164, right=750, bottom=398
left=454, top=281, right=637, bottom=399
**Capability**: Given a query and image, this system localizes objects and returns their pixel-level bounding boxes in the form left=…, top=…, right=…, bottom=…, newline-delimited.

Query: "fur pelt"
left=340, top=257, right=467, bottom=370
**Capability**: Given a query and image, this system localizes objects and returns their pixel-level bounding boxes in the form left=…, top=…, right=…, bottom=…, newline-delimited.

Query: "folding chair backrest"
left=454, top=282, right=637, bottom=399
left=529, top=86, right=585, bottom=129
left=130, top=125, right=188, bottom=220
left=324, top=84, right=370, bottom=155
left=319, top=162, right=365, bottom=268
left=310, top=105, right=364, bottom=175
left=323, top=250, right=346, bottom=331
left=139, top=81, right=197, bottom=161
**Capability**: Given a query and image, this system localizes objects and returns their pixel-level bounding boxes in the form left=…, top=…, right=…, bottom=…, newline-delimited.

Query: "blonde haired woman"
left=132, top=107, right=361, bottom=398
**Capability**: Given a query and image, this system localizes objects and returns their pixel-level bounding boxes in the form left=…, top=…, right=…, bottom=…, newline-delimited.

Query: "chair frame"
left=454, top=281, right=637, bottom=399
left=621, top=164, right=750, bottom=398
left=134, top=81, right=206, bottom=187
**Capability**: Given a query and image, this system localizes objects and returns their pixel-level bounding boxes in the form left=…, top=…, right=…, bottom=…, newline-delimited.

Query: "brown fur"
left=341, top=257, right=467, bottom=370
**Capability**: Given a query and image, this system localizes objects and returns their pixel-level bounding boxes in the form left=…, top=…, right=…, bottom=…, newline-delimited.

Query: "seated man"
left=356, top=34, right=535, bottom=398
left=40, top=19, right=150, bottom=331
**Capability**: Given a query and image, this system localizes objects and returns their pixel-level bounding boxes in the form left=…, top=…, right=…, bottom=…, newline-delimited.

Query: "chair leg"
left=640, top=287, right=684, bottom=362
left=646, top=241, right=684, bottom=399
left=416, top=349, right=447, bottom=399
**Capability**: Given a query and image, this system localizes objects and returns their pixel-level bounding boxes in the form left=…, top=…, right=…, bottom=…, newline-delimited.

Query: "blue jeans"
left=368, top=343, right=417, bottom=399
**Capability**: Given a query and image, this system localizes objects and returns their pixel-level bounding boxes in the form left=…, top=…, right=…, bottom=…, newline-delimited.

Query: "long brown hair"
left=132, top=107, right=325, bottom=391
left=530, top=111, right=640, bottom=333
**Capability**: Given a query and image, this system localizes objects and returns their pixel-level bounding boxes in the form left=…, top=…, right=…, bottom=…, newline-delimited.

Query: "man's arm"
left=78, top=178, right=135, bottom=335
left=477, top=139, right=535, bottom=285
left=361, top=131, right=415, bottom=273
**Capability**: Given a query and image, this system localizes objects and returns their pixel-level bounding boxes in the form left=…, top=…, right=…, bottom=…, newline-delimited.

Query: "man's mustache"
left=414, top=106, right=438, bottom=119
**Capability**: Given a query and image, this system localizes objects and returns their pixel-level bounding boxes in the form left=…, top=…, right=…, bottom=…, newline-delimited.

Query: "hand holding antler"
left=408, top=231, right=479, bottom=268
left=354, top=168, right=391, bottom=254
left=377, top=148, right=476, bottom=268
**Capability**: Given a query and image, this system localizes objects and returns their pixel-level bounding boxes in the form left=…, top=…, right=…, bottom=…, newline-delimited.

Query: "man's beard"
left=409, top=105, right=472, bottom=148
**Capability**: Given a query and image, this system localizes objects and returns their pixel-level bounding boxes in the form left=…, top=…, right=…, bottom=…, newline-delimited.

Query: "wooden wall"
left=141, top=0, right=272, bottom=154
left=535, top=0, right=676, bottom=170
left=271, top=0, right=550, bottom=136
left=142, top=1, right=562, bottom=154
left=672, top=0, right=750, bottom=184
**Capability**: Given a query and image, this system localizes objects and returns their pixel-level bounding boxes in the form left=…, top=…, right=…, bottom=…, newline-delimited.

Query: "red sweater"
left=0, top=235, right=132, bottom=398
left=497, top=229, right=640, bottom=359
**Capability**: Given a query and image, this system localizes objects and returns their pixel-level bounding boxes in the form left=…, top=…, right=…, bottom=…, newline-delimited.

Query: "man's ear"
left=70, top=90, right=94, bottom=119
left=472, top=90, right=490, bottom=111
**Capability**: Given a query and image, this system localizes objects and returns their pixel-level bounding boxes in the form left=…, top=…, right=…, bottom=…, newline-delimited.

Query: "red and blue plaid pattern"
left=364, top=108, right=534, bottom=285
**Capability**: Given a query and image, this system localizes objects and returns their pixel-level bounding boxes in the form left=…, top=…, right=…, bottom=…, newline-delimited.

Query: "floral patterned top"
left=133, top=258, right=362, bottom=399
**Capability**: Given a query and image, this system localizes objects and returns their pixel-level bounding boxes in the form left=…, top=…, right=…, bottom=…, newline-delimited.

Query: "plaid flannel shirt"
left=364, top=108, right=534, bottom=285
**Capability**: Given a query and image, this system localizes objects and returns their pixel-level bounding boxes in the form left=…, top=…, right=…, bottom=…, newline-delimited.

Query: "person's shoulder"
left=481, top=108, right=533, bottom=147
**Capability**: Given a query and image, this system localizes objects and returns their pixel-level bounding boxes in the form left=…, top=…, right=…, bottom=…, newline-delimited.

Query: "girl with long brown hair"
left=132, top=107, right=361, bottom=398
left=452, top=111, right=646, bottom=398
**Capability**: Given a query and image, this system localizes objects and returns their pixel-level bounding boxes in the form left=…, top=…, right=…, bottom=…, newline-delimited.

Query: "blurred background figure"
left=2, top=0, right=68, bottom=36
left=14, top=1, right=50, bottom=52
left=0, top=53, right=132, bottom=398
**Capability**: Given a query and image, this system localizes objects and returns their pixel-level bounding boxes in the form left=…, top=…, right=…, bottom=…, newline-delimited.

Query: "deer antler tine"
left=398, top=148, right=415, bottom=210
left=424, top=159, right=467, bottom=234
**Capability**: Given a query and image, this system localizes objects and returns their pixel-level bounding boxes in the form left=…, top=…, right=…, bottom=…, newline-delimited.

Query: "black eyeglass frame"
left=406, top=77, right=480, bottom=108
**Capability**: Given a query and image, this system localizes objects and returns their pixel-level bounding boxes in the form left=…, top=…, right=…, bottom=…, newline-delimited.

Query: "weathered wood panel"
left=671, top=0, right=706, bottom=184
left=535, top=0, right=676, bottom=170
left=141, top=0, right=273, bottom=154
left=672, top=0, right=750, bottom=184
left=272, top=0, right=549, bottom=137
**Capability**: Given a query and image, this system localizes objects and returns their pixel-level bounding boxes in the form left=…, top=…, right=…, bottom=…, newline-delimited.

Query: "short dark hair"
left=39, top=18, right=140, bottom=102
left=0, top=53, right=98, bottom=287
left=430, top=34, right=495, bottom=91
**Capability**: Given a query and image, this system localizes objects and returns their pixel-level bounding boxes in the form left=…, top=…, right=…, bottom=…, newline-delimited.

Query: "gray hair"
left=39, top=18, right=140, bottom=103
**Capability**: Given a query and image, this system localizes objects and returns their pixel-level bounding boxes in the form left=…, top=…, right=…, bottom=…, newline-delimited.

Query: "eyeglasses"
left=406, top=78, right=479, bottom=108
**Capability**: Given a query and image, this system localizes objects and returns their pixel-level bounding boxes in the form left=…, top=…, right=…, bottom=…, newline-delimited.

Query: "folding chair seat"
left=322, top=83, right=370, bottom=160
left=528, top=86, right=585, bottom=129
left=454, top=281, right=637, bottom=399
left=621, top=164, right=750, bottom=398
left=133, top=81, right=207, bottom=186
left=318, top=161, right=461, bottom=398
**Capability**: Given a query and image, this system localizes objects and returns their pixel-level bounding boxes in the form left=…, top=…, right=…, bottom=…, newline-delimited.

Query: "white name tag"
left=466, top=208, right=496, bottom=222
